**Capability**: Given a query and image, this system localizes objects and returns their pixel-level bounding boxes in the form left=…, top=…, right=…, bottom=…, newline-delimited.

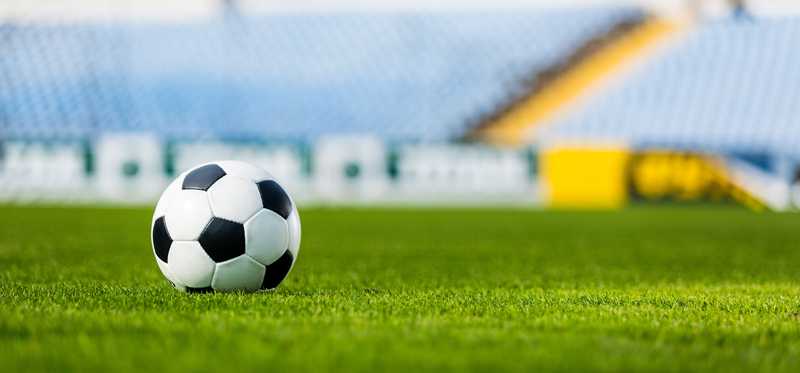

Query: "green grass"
left=1, top=205, right=800, bottom=372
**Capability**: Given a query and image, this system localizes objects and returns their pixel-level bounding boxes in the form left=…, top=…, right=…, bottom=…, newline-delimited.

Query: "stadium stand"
left=538, top=16, right=800, bottom=159
left=465, top=15, right=678, bottom=147
left=0, top=8, right=642, bottom=142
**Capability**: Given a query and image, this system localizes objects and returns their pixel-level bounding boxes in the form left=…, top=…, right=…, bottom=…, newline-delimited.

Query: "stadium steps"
left=465, top=16, right=679, bottom=147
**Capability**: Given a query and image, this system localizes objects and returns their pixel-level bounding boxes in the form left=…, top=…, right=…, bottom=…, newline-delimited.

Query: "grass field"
left=1, top=205, right=799, bottom=372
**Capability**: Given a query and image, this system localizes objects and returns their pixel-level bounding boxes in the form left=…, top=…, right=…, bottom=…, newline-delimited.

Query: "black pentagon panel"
left=198, top=217, right=246, bottom=262
left=185, top=286, right=214, bottom=294
left=152, top=217, right=172, bottom=262
left=261, top=250, right=294, bottom=290
left=182, top=164, right=226, bottom=191
left=256, top=180, right=292, bottom=219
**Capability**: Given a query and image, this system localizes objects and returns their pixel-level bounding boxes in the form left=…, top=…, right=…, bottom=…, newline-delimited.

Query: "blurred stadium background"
left=1, top=0, right=799, bottom=209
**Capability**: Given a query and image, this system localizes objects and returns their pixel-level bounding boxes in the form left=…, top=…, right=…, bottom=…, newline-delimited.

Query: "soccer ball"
left=150, top=160, right=300, bottom=293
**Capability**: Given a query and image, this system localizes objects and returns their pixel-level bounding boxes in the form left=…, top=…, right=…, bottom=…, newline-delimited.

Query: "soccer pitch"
left=2, top=205, right=799, bottom=372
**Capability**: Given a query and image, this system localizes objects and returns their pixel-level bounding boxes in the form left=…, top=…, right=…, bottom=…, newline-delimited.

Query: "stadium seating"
left=538, top=17, right=800, bottom=158
left=0, top=8, right=641, bottom=141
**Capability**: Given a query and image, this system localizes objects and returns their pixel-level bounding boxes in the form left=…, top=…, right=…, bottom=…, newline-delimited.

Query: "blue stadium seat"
left=0, top=8, right=641, bottom=141
left=539, top=17, right=800, bottom=157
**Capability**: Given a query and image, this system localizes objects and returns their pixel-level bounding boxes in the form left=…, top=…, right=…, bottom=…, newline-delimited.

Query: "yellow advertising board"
left=541, top=147, right=766, bottom=210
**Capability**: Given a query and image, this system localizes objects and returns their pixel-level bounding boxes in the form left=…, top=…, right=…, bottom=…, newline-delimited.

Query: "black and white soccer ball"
left=151, top=160, right=300, bottom=293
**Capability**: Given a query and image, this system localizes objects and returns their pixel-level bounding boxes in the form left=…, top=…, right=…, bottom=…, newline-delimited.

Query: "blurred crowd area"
left=1, top=0, right=799, bottom=209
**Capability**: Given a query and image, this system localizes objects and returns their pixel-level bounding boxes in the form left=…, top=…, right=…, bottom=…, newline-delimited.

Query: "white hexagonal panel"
left=164, top=190, right=213, bottom=240
left=244, top=209, right=289, bottom=266
left=212, top=255, right=265, bottom=292
left=167, top=241, right=216, bottom=288
left=207, top=175, right=263, bottom=223
left=153, top=173, right=185, bottom=219
left=286, top=207, right=301, bottom=258
left=216, top=160, right=273, bottom=182
left=155, top=257, right=175, bottom=283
